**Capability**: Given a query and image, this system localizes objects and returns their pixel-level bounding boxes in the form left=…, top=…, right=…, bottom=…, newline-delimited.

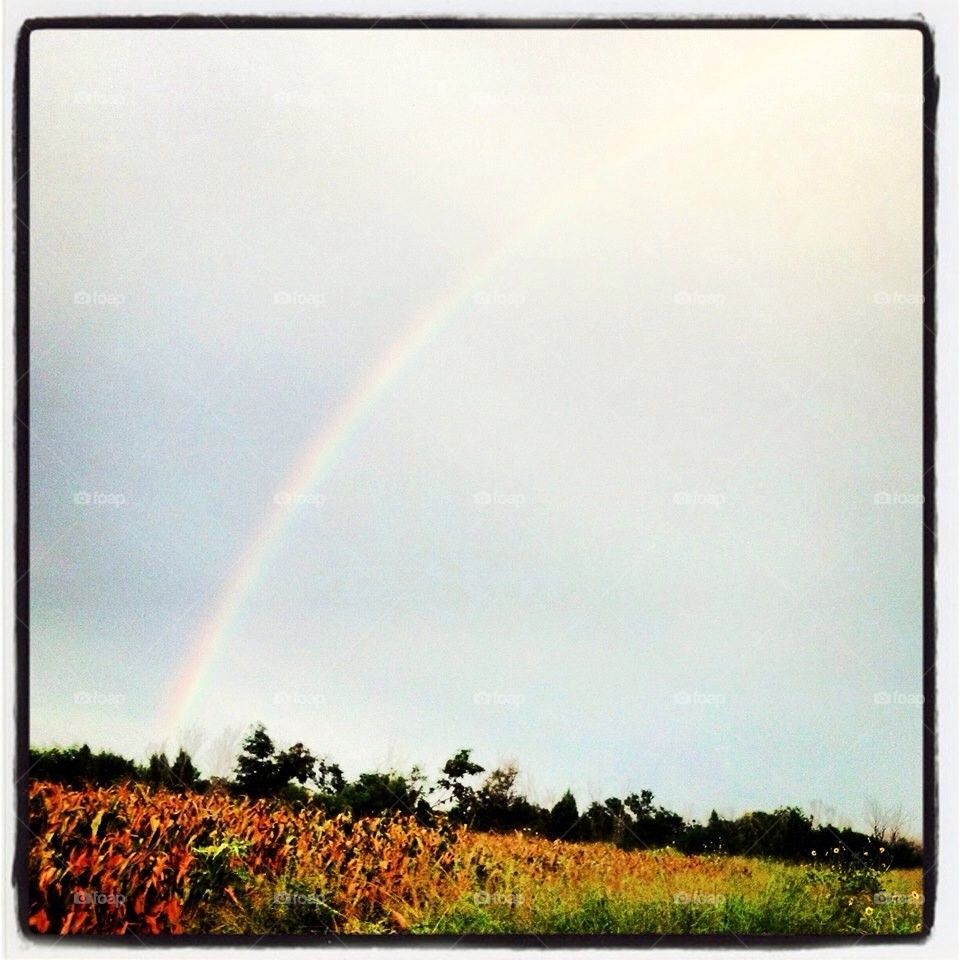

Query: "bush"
left=28, top=746, right=143, bottom=787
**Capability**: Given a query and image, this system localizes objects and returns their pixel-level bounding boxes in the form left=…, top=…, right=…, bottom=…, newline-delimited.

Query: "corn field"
left=26, top=781, right=924, bottom=936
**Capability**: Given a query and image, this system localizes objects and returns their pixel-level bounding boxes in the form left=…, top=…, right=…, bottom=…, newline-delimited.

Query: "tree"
left=438, top=749, right=485, bottom=822
left=171, top=749, right=201, bottom=789
left=234, top=724, right=278, bottom=796
left=334, top=770, right=428, bottom=818
left=277, top=743, right=317, bottom=786
left=604, top=797, right=628, bottom=846
left=314, top=757, right=345, bottom=794
left=472, top=763, right=546, bottom=832
left=864, top=798, right=909, bottom=845
left=28, top=745, right=141, bottom=787
left=625, top=790, right=655, bottom=821
left=480, top=764, right=520, bottom=805
left=581, top=801, right=614, bottom=842
left=233, top=724, right=318, bottom=798
left=548, top=791, right=580, bottom=840
left=147, top=752, right=174, bottom=788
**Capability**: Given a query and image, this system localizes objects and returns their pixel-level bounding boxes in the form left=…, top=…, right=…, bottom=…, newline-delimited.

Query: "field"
left=27, top=781, right=923, bottom=937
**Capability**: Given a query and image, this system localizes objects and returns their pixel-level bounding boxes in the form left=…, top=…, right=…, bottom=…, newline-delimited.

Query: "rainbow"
left=161, top=214, right=555, bottom=732
left=160, top=49, right=774, bottom=733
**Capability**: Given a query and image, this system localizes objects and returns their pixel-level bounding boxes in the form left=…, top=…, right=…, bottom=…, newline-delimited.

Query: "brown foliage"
left=27, top=780, right=461, bottom=935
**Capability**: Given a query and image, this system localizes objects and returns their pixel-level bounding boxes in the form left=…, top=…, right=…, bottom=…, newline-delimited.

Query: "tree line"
left=28, top=726, right=921, bottom=868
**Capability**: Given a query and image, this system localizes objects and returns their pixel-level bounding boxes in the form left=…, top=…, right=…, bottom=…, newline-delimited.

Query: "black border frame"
left=13, top=14, right=938, bottom=948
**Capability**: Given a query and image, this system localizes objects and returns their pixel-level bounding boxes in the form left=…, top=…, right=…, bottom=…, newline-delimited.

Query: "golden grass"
left=28, top=781, right=924, bottom=936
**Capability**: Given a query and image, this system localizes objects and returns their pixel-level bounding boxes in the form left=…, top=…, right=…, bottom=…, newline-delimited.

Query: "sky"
left=28, top=28, right=925, bottom=833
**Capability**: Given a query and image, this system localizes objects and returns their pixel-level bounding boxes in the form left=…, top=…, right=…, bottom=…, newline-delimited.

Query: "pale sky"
left=29, top=28, right=924, bottom=833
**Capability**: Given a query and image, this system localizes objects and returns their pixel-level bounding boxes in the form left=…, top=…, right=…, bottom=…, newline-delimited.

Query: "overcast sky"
left=29, top=28, right=924, bottom=832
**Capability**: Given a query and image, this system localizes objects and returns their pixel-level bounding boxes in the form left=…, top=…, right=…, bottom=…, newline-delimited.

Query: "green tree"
left=234, top=724, right=278, bottom=796
left=548, top=790, right=580, bottom=840
left=28, top=745, right=142, bottom=786
left=438, top=749, right=485, bottom=823
left=334, top=770, right=428, bottom=818
left=171, top=748, right=201, bottom=789
left=147, top=752, right=174, bottom=788
left=232, top=725, right=323, bottom=799
left=314, top=757, right=345, bottom=794
left=277, top=742, right=317, bottom=786
left=472, top=763, right=547, bottom=832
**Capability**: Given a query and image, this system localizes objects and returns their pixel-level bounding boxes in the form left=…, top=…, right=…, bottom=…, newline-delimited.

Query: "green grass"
left=415, top=860, right=924, bottom=936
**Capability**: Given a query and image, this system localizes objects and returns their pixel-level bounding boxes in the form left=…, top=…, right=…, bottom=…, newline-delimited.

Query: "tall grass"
left=28, top=781, right=923, bottom=936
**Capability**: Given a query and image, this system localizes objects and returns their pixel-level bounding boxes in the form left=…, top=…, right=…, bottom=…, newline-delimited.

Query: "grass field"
left=27, top=781, right=923, bottom=936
